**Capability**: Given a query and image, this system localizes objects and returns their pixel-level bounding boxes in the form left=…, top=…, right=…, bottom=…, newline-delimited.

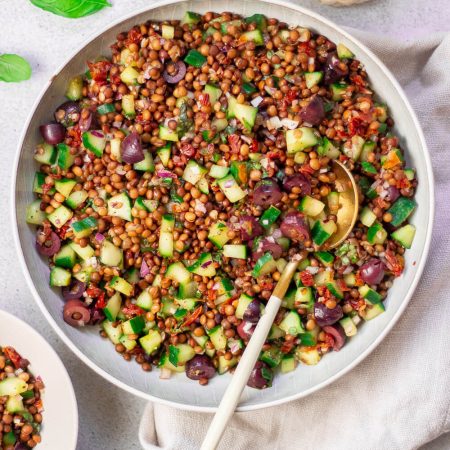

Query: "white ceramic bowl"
left=0, top=310, right=78, bottom=449
left=12, top=0, right=434, bottom=412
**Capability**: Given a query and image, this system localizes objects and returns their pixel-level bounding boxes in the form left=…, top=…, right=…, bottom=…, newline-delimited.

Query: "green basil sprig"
left=0, top=54, right=32, bottom=83
left=30, top=0, right=111, bottom=18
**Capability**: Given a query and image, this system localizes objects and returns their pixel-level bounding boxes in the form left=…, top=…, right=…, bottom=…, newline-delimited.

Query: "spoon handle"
left=200, top=260, right=300, bottom=450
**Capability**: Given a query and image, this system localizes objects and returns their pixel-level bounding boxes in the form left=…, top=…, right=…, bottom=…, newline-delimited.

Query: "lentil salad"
left=27, top=11, right=418, bottom=388
left=0, top=346, right=43, bottom=449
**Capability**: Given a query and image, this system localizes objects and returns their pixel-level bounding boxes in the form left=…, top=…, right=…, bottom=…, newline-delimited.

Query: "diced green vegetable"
left=184, top=49, right=207, bottom=67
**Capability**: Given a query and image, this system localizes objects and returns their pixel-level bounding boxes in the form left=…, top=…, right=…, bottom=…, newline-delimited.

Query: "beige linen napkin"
left=139, top=30, right=450, bottom=450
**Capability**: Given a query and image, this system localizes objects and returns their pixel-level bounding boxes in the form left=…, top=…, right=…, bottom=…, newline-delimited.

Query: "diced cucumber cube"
left=69, top=242, right=95, bottom=260
left=235, top=293, right=253, bottom=319
left=134, top=151, right=154, bottom=172
left=311, top=220, right=337, bottom=245
left=360, top=206, right=377, bottom=227
left=54, top=244, right=77, bottom=269
left=208, top=325, right=227, bottom=351
left=391, top=224, right=416, bottom=249
left=183, top=160, right=207, bottom=185
left=120, top=66, right=140, bottom=85
left=305, top=71, right=323, bottom=89
left=298, top=195, right=325, bottom=217
left=0, top=377, right=28, bottom=397
left=217, top=174, right=247, bottom=203
left=102, top=321, right=122, bottom=344
left=223, top=244, right=247, bottom=259
left=122, top=315, right=146, bottom=335
left=281, top=354, right=296, bottom=373
left=26, top=200, right=47, bottom=225
left=359, top=285, right=382, bottom=303
left=188, top=252, right=216, bottom=277
left=47, top=205, right=73, bottom=228
left=367, top=222, right=387, bottom=244
left=209, top=164, right=229, bottom=179
left=107, top=193, right=132, bottom=222
left=295, top=346, right=321, bottom=365
left=208, top=221, right=231, bottom=248
left=82, top=130, right=106, bottom=157
left=165, top=262, right=191, bottom=284
left=110, top=276, right=133, bottom=296
left=337, top=43, right=354, bottom=59
left=387, top=197, right=417, bottom=227
left=103, top=292, right=122, bottom=322
left=286, top=127, right=319, bottom=153
left=50, top=267, right=71, bottom=287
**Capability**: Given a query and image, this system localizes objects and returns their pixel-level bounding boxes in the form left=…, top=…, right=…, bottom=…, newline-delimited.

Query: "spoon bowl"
left=328, top=160, right=359, bottom=249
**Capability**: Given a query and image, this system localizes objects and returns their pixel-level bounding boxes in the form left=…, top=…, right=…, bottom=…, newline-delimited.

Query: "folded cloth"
left=139, top=30, right=450, bottom=450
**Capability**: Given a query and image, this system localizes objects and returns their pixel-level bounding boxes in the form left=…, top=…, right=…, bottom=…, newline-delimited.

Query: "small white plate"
left=0, top=310, right=78, bottom=449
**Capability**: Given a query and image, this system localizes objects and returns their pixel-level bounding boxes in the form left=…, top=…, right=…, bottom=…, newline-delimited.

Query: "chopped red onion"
left=201, top=260, right=213, bottom=269
left=91, top=130, right=104, bottom=138
left=140, top=259, right=150, bottom=277
left=157, top=170, right=177, bottom=178
left=95, top=233, right=105, bottom=242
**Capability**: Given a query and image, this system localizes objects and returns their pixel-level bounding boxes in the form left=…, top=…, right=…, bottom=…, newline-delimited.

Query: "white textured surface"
left=0, top=0, right=447, bottom=449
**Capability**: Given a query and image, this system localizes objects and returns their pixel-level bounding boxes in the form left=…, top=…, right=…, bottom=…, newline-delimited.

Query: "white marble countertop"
left=0, top=0, right=448, bottom=449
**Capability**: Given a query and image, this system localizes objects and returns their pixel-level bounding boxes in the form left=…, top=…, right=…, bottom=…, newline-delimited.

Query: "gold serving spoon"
left=201, top=160, right=359, bottom=450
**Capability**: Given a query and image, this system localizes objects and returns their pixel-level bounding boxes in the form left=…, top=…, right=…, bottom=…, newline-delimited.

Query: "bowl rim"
left=11, top=0, right=435, bottom=412
left=0, top=309, right=79, bottom=448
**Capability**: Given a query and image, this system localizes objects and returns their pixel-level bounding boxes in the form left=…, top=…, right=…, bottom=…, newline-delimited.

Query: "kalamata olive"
left=36, top=230, right=61, bottom=257
left=314, top=302, right=343, bottom=327
left=323, top=324, right=346, bottom=351
left=299, top=95, right=325, bottom=126
left=282, top=173, right=312, bottom=195
left=252, top=178, right=282, bottom=208
left=237, top=320, right=256, bottom=341
left=243, top=300, right=261, bottom=323
left=239, top=215, right=263, bottom=242
left=252, top=238, right=283, bottom=261
left=39, top=122, right=65, bottom=145
left=121, top=131, right=144, bottom=164
left=54, top=101, right=80, bottom=127
left=385, top=186, right=400, bottom=202
left=185, top=355, right=216, bottom=380
left=247, top=361, right=273, bottom=389
left=19, top=358, right=30, bottom=370
left=61, top=279, right=86, bottom=300
left=89, top=308, right=105, bottom=325
left=63, top=300, right=90, bottom=327
left=163, top=61, right=187, bottom=84
left=280, top=212, right=310, bottom=242
left=323, top=52, right=348, bottom=85
left=15, top=444, right=29, bottom=450
left=359, top=258, right=386, bottom=285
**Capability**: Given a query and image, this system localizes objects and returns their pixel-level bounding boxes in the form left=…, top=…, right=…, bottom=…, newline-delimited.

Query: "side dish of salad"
left=26, top=11, right=417, bottom=388
left=0, top=346, right=44, bottom=449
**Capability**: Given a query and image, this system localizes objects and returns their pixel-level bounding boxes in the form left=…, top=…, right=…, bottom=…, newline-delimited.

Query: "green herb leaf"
left=168, top=345, right=180, bottom=366
left=29, top=0, right=111, bottom=18
left=0, top=54, right=32, bottom=82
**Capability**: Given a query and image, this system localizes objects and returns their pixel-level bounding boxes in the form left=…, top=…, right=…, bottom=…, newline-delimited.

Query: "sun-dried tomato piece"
left=87, top=60, right=112, bottom=84
left=299, top=271, right=314, bottom=287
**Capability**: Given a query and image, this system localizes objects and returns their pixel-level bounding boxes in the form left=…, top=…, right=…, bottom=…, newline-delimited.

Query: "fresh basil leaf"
left=30, top=0, right=111, bottom=19
left=0, top=54, right=32, bottom=82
